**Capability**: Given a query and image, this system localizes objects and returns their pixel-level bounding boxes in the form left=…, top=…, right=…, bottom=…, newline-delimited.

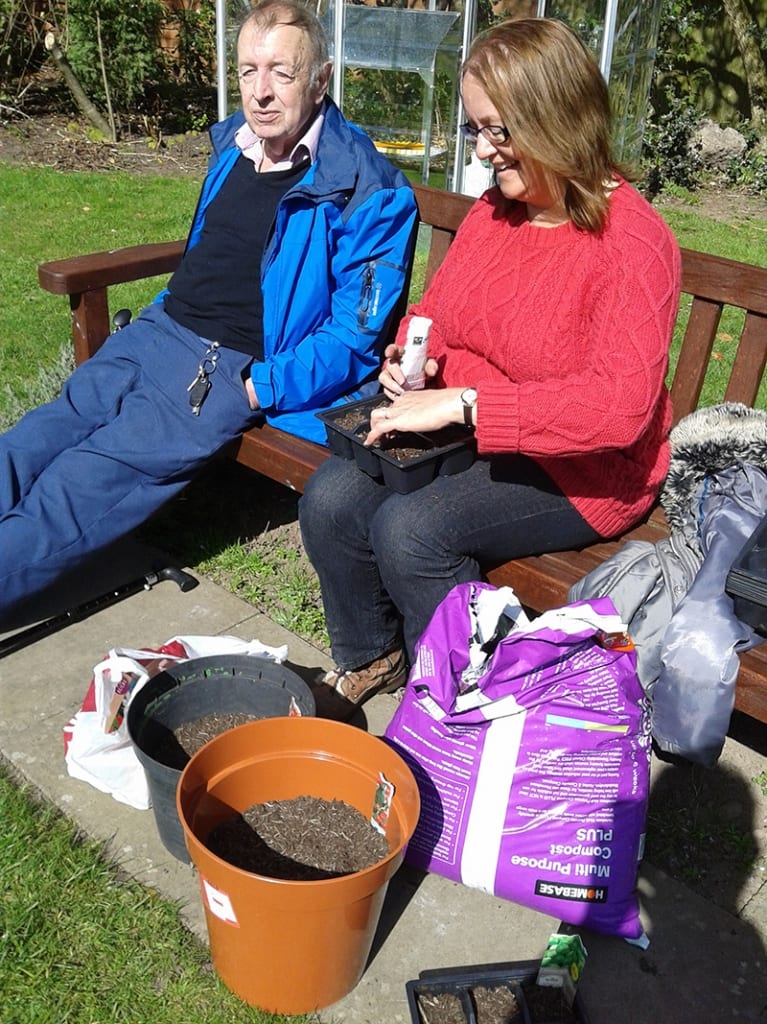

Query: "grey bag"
left=571, top=404, right=767, bottom=766
left=651, top=465, right=767, bottom=766
left=568, top=531, right=701, bottom=692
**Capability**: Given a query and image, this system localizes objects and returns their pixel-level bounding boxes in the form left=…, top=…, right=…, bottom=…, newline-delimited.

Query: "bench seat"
left=37, top=182, right=767, bottom=727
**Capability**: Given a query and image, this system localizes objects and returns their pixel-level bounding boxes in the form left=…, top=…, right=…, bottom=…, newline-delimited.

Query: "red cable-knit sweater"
left=401, top=180, right=682, bottom=538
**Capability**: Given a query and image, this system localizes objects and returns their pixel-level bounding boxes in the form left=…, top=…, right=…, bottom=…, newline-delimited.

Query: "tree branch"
left=44, top=32, right=114, bottom=141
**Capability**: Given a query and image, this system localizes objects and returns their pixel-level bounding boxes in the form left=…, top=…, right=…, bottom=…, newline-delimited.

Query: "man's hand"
left=245, top=377, right=260, bottom=410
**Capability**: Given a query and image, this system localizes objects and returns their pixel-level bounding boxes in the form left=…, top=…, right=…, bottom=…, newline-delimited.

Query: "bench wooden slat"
left=725, top=311, right=767, bottom=406
left=38, top=240, right=185, bottom=296
left=679, top=246, right=767, bottom=314
left=669, top=297, right=720, bottom=419
left=226, top=422, right=327, bottom=493
left=737, top=646, right=767, bottom=723
left=36, top=181, right=767, bottom=728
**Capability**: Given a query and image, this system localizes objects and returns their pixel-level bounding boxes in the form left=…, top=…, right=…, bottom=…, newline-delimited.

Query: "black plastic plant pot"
left=407, top=961, right=591, bottom=1024
left=126, top=655, right=315, bottom=863
left=317, top=396, right=476, bottom=494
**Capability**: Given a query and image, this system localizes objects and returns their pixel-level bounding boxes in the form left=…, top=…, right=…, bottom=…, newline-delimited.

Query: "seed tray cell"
left=726, top=516, right=767, bottom=635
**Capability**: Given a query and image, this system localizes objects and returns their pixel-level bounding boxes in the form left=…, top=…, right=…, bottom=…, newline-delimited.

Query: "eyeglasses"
left=459, top=122, right=510, bottom=144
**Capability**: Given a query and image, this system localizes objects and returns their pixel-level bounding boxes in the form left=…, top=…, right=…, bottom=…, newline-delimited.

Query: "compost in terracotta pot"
left=177, top=716, right=421, bottom=1014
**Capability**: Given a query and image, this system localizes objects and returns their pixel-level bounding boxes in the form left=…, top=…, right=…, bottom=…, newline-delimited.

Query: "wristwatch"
left=460, top=387, right=477, bottom=428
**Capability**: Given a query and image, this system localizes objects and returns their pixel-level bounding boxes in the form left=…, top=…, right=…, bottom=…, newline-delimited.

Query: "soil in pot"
left=151, top=711, right=264, bottom=770
left=384, top=425, right=473, bottom=461
left=331, top=403, right=467, bottom=459
left=206, top=794, right=390, bottom=879
left=332, top=400, right=388, bottom=433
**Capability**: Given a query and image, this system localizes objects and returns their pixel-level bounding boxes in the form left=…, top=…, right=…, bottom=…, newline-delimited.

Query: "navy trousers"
left=298, top=451, right=601, bottom=668
left=0, top=304, right=261, bottom=615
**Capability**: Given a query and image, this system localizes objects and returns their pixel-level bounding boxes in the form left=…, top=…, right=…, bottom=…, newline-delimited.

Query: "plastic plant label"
left=537, top=933, right=587, bottom=1003
left=201, top=876, right=239, bottom=927
left=288, top=695, right=302, bottom=717
left=371, top=772, right=395, bottom=835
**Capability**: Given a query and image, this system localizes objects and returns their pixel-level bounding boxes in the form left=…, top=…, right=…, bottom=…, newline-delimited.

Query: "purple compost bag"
left=385, top=581, right=651, bottom=940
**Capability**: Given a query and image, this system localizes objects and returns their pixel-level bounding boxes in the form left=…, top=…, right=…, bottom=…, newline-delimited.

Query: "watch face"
left=461, top=388, right=477, bottom=427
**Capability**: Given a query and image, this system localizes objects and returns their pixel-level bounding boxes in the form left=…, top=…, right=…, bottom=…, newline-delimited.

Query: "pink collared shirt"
left=234, top=110, right=324, bottom=171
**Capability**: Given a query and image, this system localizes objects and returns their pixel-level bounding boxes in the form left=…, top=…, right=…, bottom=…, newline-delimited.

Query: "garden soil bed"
left=4, top=107, right=767, bottom=228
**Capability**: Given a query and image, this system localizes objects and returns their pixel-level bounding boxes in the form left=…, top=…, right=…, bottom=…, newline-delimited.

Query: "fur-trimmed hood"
left=660, top=402, right=767, bottom=531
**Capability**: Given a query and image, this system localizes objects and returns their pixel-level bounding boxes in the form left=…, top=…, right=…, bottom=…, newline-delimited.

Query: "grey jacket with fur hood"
left=570, top=403, right=767, bottom=766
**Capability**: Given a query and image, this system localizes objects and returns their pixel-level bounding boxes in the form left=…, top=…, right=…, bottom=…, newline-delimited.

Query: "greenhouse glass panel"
left=543, top=0, right=663, bottom=164
left=215, top=0, right=661, bottom=186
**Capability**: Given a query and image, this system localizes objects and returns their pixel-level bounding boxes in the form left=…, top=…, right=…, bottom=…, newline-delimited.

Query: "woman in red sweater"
left=299, top=16, right=682, bottom=717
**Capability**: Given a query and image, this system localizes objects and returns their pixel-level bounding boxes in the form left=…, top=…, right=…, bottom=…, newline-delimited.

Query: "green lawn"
left=2, top=163, right=766, bottom=424
left=0, top=165, right=198, bottom=418
left=0, top=762, right=313, bottom=1024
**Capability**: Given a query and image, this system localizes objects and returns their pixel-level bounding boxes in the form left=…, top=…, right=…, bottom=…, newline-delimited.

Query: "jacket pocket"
left=357, top=261, right=377, bottom=329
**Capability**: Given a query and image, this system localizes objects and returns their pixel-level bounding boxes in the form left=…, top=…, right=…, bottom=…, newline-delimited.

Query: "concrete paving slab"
left=2, top=550, right=767, bottom=1023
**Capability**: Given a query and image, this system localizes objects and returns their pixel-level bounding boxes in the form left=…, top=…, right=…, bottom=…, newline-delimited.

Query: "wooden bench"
left=38, top=182, right=767, bottom=726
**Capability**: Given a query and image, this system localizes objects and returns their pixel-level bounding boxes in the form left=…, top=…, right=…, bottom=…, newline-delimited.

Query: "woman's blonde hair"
left=463, top=17, right=624, bottom=232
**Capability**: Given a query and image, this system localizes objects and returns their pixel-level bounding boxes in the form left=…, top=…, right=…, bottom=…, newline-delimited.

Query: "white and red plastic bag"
left=63, top=634, right=287, bottom=809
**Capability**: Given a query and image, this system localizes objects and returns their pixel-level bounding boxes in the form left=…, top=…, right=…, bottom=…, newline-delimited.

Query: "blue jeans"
left=0, top=304, right=261, bottom=617
left=298, top=452, right=601, bottom=668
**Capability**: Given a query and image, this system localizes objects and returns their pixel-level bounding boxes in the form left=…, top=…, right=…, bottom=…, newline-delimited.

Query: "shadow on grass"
left=646, top=713, right=767, bottom=914
left=140, top=458, right=329, bottom=649
left=142, top=458, right=303, bottom=565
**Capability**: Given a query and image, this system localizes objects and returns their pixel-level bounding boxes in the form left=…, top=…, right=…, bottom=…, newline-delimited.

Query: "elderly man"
left=0, top=0, right=417, bottom=617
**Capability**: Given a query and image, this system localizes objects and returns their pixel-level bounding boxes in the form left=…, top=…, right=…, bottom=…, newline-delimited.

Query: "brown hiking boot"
left=312, top=648, right=408, bottom=721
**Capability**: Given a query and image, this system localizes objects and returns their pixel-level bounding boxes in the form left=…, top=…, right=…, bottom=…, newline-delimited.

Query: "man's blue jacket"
left=181, top=100, right=418, bottom=444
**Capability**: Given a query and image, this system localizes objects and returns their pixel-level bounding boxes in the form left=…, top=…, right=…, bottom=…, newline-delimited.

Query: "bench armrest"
left=38, top=239, right=185, bottom=363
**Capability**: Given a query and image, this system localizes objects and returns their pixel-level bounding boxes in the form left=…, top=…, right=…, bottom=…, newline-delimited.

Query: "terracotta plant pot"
left=176, top=716, right=421, bottom=1014
left=127, top=655, right=315, bottom=863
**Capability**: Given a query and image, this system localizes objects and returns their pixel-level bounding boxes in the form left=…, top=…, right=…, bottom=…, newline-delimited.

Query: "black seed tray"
left=407, top=961, right=591, bottom=1024
left=316, top=395, right=476, bottom=494
left=726, top=516, right=767, bottom=635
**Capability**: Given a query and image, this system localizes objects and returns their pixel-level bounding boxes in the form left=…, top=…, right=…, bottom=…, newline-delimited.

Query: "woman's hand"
left=379, top=342, right=439, bottom=400
left=365, top=387, right=464, bottom=446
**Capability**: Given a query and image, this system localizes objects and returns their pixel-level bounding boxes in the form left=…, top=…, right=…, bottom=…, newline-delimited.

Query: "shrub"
left=62, top=0, right=167, bottom=119
left=723, top=124, right=767, bottom=195
left=642, top=89, right=703, bottom=197
left=0, top=0, right=46, bottom=97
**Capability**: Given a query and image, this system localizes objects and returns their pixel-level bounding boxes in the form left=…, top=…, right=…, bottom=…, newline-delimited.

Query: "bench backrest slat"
left=725, top=312, right=767, bottom=407
left=669, top=297, right=720, bottom=421
left=679, top=246, right=767, bottom=314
